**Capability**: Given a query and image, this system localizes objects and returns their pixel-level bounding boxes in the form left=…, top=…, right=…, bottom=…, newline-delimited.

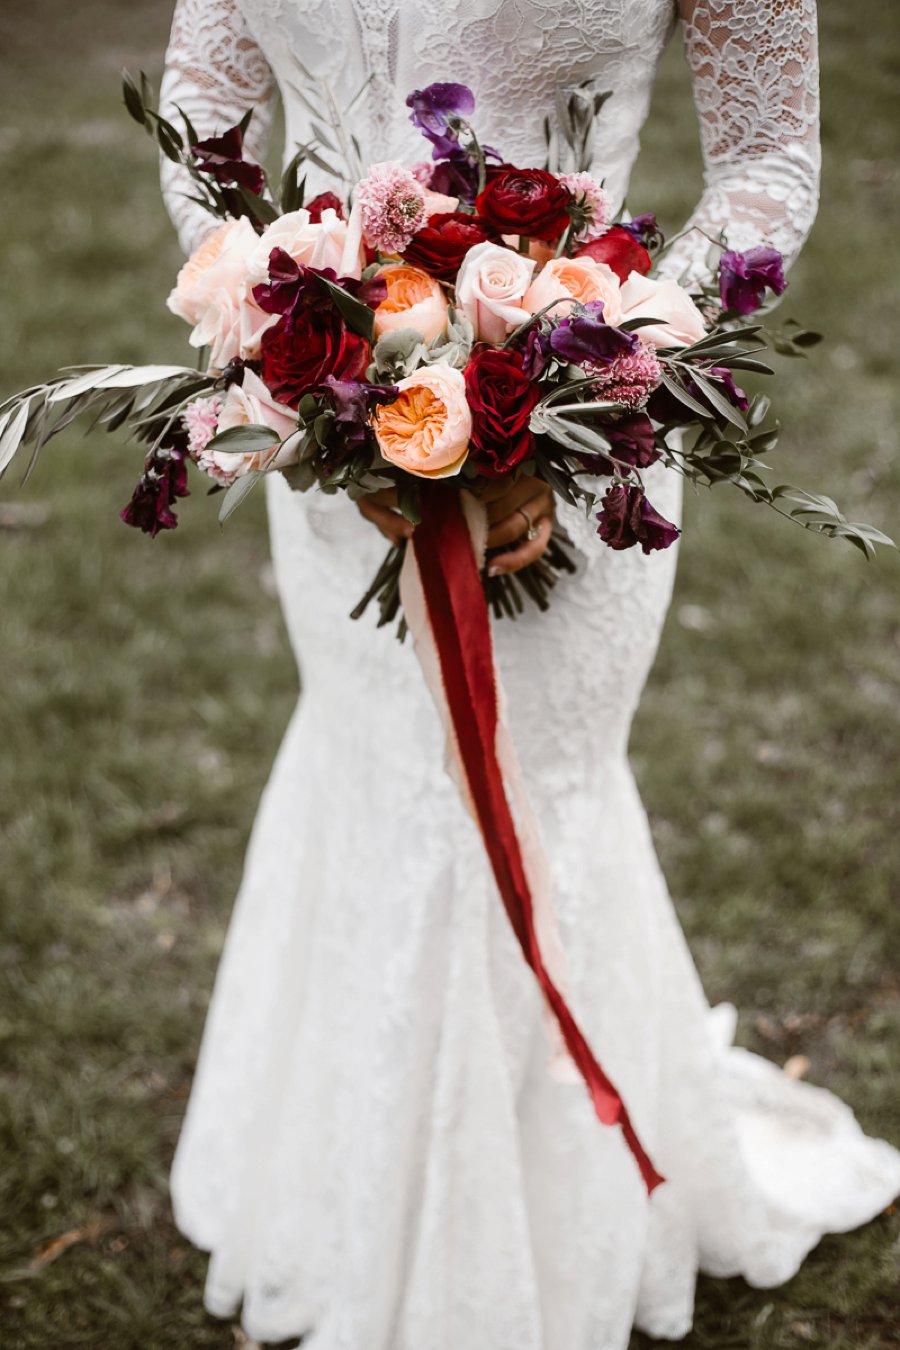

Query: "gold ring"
left=517, top=506, right=539, bottom=541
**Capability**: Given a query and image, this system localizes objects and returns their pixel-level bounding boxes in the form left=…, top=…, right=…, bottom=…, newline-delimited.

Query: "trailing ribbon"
left=399, top=483, right=664, bottom=1195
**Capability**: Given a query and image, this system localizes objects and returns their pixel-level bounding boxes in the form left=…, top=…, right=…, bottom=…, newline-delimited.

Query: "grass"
left=0, top=1, right=898, bottom=1345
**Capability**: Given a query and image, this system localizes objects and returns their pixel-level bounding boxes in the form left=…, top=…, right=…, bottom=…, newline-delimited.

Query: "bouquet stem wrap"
left=399, top=484, right=664, bottom=1195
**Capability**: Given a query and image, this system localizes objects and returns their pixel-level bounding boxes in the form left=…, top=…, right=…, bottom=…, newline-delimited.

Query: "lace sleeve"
left=658, top=0, right=820, bottom=284
left=159, top=0, right=277, bottom=257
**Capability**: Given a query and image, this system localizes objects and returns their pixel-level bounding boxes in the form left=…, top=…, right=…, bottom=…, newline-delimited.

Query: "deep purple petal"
left=549, top=307, right=640, bottom=368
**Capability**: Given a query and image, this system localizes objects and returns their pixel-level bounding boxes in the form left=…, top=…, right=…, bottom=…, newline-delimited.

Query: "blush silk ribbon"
left=398, top=483, right=664, bottom=1195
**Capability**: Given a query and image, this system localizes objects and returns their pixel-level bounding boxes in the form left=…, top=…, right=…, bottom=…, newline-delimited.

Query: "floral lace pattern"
left=157, top=3, right=900, bottom=1345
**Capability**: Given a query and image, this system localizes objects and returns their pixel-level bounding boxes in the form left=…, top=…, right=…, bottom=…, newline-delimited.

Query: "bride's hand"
left=357, top=476, right=556, bottom=575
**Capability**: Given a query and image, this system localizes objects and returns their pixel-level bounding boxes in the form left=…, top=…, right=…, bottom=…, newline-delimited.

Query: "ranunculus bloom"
left=718, top=246, right=786, bottom=315
left=372, top=362, right=471, bottom=478
left=197, top=371, right=298, bottom=485
left=374, top=264, right=449, bottom=343
left=476, top=168, right=572, bottom=242
left=575, top=225, right=652, bottom=283
left=455, top=241, right=536, bottom=343
left=524, top=256, right=623, bottom=324
left=261, top=304, right=370, bottom=409
left=618, top=272, right=707, bottom=348
left=464, top=347, right=539, bottom=478
left=247, top=208, right=363, bottom=285
left=403, top=211, right=499, bottom=283
left=167, top=217, right=275, bottom=371
left=596, top=483, right=680, bottom=553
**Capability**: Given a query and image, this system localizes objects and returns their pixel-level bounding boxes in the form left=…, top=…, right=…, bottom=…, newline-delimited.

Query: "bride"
left=157, top=1, right=900, bottom=1345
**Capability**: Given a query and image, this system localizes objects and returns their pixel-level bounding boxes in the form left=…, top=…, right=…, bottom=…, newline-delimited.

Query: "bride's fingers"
left=487, top=514, right=554, bottom=575
left=358, top=495, right=414, bottom=545
left=486, top=495, right=554, bottom=551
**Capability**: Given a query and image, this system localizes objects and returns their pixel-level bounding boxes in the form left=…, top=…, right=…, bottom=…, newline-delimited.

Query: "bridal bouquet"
left=1, top=74, right=892, bottom=1195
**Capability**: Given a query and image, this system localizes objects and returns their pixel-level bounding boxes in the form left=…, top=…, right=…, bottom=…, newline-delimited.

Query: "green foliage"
left=0, top=2, right=898, bottom=1348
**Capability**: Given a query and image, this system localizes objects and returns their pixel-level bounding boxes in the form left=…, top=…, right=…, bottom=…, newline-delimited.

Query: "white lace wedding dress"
left=158, top=2, right=900, bottom=1345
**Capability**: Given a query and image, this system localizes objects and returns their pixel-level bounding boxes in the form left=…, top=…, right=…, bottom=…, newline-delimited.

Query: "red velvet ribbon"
left=412, top=484, right=664, bottom=1195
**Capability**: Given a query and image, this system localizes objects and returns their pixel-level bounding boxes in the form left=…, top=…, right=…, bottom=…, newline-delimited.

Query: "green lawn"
left=0, top=2, right=898, bottom=1346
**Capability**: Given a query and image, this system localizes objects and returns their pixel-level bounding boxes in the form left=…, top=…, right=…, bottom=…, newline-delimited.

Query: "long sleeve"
left=158, top=0, right=277, bottom=257
left=659, top=0, right=820, bottom=283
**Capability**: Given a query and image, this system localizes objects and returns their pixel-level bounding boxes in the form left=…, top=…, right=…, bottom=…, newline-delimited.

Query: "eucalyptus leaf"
left=0, top=401, right=30, bottom=476
left=688, top=369, right=748, bottom=431
left=218, top=470, right=262, bottom=524
left=658, top=372, right=710, bottom=419
left=122, top=70, right=146, bottom=125
left=206, top=423, right=281, bottom=455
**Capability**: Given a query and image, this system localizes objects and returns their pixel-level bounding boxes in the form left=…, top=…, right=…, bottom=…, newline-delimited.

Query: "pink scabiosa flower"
left=355, top=161, right=427, bottom=255
left=558, top=172, right=610, bottom=243
left=183, top=395, right=222, bottom=457
left=590, top=340, right=663, bottom=409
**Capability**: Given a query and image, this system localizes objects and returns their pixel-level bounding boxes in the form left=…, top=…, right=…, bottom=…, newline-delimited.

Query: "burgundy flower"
left=605, top=413, right=660, bottom=468
left=120, top=447, right=190, bottom=538
left=718, top=246, right=786, bottom=315
left=521, top=325, right=553, bottom=379
left=309, top=376, right=398, bottom=467
left=306, top=191, right=345, bottom=222
left=476, top=168, right=572, bottom=242
left=549, top=301, right=639, bottom=368
left=464, top=346, right=540, bottom=477
left=261, top=312, right=370, bottom=409
left=402, top=211, right=499, bottom=282
left=575, top=225, right=652, bottom=283
left=406, top=82, right=476, bottom=159
left=252, top=249, right=387, bottom=323
left=596, top=483, right=680, bottom=554
left=191, top=124, right=264, bottom=194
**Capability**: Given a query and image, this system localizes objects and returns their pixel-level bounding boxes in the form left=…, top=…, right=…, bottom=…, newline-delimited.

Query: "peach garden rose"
left=374, top=264, right=450, bottom=343
left=372, top=362, right=471, bottom=479
left=524, top=255, right=623, bottom=325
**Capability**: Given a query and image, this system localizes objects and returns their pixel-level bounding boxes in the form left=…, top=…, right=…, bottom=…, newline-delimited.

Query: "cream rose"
left=618, top=272, right=707, bottom=348
left=199, top=370, right=299, bottom=485
left=455, top=241, right=536, bottom=344
left=374, top=264, right=449, bottom=343
left=372, top=362, right=471, bottom=479
left=524, top=256, right=623, bottom=325
left=247, top=207, right=363, bottom=285
left=423, top=188, right=459, bottom=217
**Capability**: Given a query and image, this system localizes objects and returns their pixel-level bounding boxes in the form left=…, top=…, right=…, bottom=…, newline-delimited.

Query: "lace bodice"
left=159, top=0, right=820, bottom=283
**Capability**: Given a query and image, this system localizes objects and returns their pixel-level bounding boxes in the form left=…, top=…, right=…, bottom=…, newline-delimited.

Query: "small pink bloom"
left=355, top=161, right=428, bottom=254
left=558, top=172, right=610, bottom=243
left=183, top=395, right=222, bottom=456
left=589, top=340, right=663, bottom=408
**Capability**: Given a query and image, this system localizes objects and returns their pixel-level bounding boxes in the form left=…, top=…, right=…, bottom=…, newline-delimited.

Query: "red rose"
left=576, top=226, right=652, bottom=283
left=403, top=211, right=499, bottom=282
left=261, top=310, right=370, bottom=409
left=305, top=191, right=345, bottom=223
left=475, top=168, right=572, bottom=242
left=464, top=346, right=540, bottom=478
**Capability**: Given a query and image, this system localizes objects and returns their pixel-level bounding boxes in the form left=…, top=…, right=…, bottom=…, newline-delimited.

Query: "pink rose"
left=524, top=256, right=623, bottom=325
left=167, top=218, right=275, bottom=371
left=455, top=241, right=536, bottom=344
left=199, top=370, right=299, bottom=485
left=422, top=188, right=459, bottom=217
left=372, top=362, right=471, bottom=478
left=374, top=264, right=449, bottom=343
left=618, top=272, right=707, bottom=348
left=247, top=207, right=364, bottom=285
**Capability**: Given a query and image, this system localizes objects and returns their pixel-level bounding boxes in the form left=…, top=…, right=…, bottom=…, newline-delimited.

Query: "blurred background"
left=0, top=2, right=898, bottom=1345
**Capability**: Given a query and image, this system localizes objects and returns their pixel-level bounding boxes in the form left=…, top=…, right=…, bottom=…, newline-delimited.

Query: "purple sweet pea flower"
left=718, top=246, right=786, bottom=315
left=620, top=212, right=663, bottom=250
left=596, top=483, right=680, bottom=554
left=191, top=124, right=265, bottom=194
left=521, top=325, right=553, bottom=380
left=569, top=413, right=660, bottom=477
left=406, top=82, right=476, bottom=159
left=550, top=301, right=640, bottom=369
left=320, top=376, right=397, bottom=435
left=120, top=447, right=190, bottom=538
left=709, top=365, right=749, bottom=411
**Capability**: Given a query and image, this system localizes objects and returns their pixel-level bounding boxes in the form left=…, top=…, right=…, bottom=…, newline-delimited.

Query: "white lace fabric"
left=157, top=4, right=900, bottom=1347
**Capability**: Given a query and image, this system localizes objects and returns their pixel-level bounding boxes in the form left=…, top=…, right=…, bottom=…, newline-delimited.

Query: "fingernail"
left=488, top=565, right=505, bottom=577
